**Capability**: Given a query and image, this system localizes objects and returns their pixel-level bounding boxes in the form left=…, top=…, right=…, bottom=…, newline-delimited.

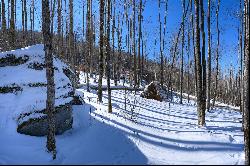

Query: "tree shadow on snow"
left=58, top=104, right=148, bottom=165
left=91, top=111, right=243, bottom=153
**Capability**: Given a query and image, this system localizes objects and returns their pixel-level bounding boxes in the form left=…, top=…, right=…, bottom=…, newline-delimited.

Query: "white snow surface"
left=0, top=53, right=245, bottom=164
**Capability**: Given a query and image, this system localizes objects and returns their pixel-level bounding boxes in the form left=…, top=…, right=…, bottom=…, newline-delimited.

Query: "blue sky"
left=141, top=0, right=240, bottom=74
left=2, top=0, right=241, bottom=74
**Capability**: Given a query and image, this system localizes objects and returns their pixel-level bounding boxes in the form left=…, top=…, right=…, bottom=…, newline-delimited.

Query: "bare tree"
left=68, top=0, right=77, bottom=89
left=57, top=0, right=62, bottom=56
left=163, top=0, right=168, bottom=87
left=30, top=0, right=34, bottom=43
left=138, top=0, right=142, bottom=86
left=167, top=0, right=190, bottom=100
left=9, top=0, right=15, bottom=49
left=180, top=0, right=185, bottom=104
left=239, top=0, right=245, bottom=130
left=133, top=0, right=137, bottom=88
left=112, top=0, right=117, bottom=85
left=206, top=0, right=211, bottom=111
left=106, top=0, right=112, bottom=113
left=97, top=0, right=105, bottom=103
left=85, top=0, right=93, bottom=92
left=243, top=0, right=249, bottom=164
left=42, top=0, right=56, bottom=159
left=0, top=1, right=1, bottom=25
left=200, top=0, right=206, bottom=118
left=212, top=0, right=220, bottom=109
left=1, top=0, right=6, bottom=31
left=187, top=0, right=192, bottom=103
left=21, top=0, right=27, bottom=45
left=194, top=0, right=205, bottom=126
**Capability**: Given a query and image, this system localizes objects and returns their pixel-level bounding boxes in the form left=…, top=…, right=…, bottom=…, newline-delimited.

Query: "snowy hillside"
left=0, top=67, right=245, bottom=164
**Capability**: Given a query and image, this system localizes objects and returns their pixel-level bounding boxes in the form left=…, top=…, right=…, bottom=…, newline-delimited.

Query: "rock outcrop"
left=0, top=44, right=79, bottom=136
left=140, top=81, right=168, bottom=102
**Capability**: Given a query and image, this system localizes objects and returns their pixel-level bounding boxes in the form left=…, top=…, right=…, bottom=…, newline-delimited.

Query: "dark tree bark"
left=133, top=0, right=137, bottom=88
left=9, top=0, right=15, bottom=49
left=97, top=0, right=105, bottom=103
left=187, top=0, right=192, bottom=103
left=69, top=0, right=77, bottom=89
left=200, top=0, right=206, bottom=123
left=50, top=0, right=56, bottom=34
left=0, top=1, right=1, bottom=25
left=243, top=0, right=249, bottom=164
left=138, top=0, right=142, bottom=86
left=194, top=0, right=204, bottom=126
left=57, top=0, right=62, bottom=56
left=163, top=0, right=168, bottom=88
left=23, top=0, right=27, bottom=45
left=180, top=0, right=185, bottom=104
left=206, top=0, right=211, bottom=111
left=42, top=0, right=56, bottom=159
left=239, top=0, right=245, bottom=131
left=212, top=0, right=220, bottom=109
left=112, top=0, right=117, bottom=86
left=117, top=14, right=122, bottom=84
left=191, top=0, right=197, bottom=101
left=106, top=0, right=112, bottom=113
left=1, top=0, right=6, bottom=32
left=30, top=0, right=34, bottom=43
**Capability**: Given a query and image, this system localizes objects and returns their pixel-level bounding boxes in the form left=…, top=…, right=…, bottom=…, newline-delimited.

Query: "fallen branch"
left=77, top=84, right=144, bottom=91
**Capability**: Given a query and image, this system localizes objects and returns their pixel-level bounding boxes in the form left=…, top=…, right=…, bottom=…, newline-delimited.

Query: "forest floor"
left=0, top=72, right=245, bottom=164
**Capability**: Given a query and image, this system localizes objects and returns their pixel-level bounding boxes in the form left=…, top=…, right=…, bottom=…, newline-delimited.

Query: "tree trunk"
left=162, top=0, right=168, bottom=89
left=191, top=0, right=197, bottom=102
left=117, top=14, right=122, bottom=84
left=42, top=0, right=56, bottom=159
left=187, top=0, right=191, bottom=103
left=133, top=0, right=137, bottom=88
left=98, top=0, right=105, bottom=103
left=50, top=0, right=56, bottom=34
left=206, top=0, right=211, bottom=111
left=243, top=0, right=249, bottom=164
left=239, top=0, right=245, bottom=131
left=112, top=0, right=117, bottom=85
left=106, top=0, right=112, bottom=113
left=200, top=0, right=206, bottom=124
left=24, top=0, right=27, bottom=45
left=180, top=0, right=185, bottom=104
left=86, top=0, right=92, bottom=92
left=9, top=0, right=15, bottom=49
left=1, top=0, right=6, bottom=31
left=0, top=1, right=1, bottom=25
left=212, top=0, right=220, bottom=109
left=138, top=0, right=142, bottom=86
left=69, top=0, right=76, bottom=89
left=194, top=0, right=204, bottom=126
left=57, top=0, right=62, bottom=56
left=30, top=0, right=34, bottom=43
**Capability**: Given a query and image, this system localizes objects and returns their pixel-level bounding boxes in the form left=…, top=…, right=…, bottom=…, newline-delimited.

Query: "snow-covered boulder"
left=140, top=81, right=166, bottom=101
left=0, top=44, right=76, bottom=136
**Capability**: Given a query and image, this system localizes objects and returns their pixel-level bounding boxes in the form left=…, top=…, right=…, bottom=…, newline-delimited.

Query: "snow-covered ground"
left=0, top=62, right=245, bottom=164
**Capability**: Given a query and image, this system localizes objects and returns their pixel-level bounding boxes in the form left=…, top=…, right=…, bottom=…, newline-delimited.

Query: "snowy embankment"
left=0, top=51, right=245, bottom=164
